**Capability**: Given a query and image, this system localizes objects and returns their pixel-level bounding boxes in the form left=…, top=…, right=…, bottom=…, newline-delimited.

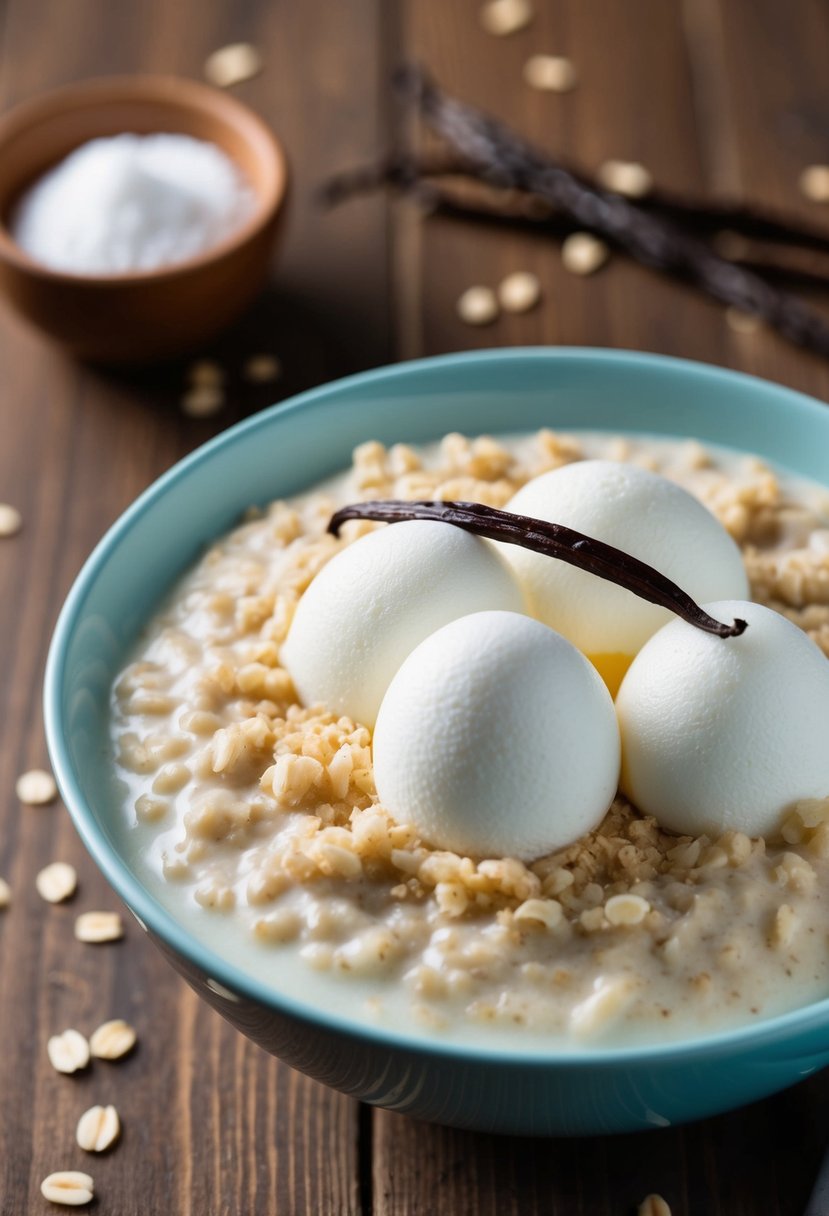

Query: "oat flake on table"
left=35, top=862, right=77, bottom=904
left=498, top=271, right=542, bottom=313
left=181, top=385, right=225, bottom=419
left=638, top=1195, right=672, bottom=1216
left=47, top=1028, right=90, bottom=1074
left=561, top=232, right=610, bottom=275
left=523, top=54, right=578, bottom=92
left=244, top=353, right=282, bottom=383
left=726, top=307, right=762, bottom=335
left=40, top=1171, right=95, bottom=1207
left=799, top=164, right=829, bottom=203
left=457, top=285, right=499, bottom=325
left=0, top=503, right=22, bottom=537
left=596, top=159, right=653, bottom=198
left=76, top=1105, right=120, bottom=1153
left=187, top=358, right=225, bottom=388
left=89, top=1018, right=137, bottom=1060
left=480, top=0, right=533, bottom=35
left=16, top=768, right=57, bottom=805
left=204, top=42, right=263, bottom=88
left=74, top=911, right=124, bottom=943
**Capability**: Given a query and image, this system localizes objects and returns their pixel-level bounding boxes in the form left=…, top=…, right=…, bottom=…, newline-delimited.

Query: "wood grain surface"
left=0, top=2, right=828, bottom=1213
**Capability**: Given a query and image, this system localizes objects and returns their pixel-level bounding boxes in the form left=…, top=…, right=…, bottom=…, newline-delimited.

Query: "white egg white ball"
left=616, top=599, right=829, bottom=838
left=281, top=520, right=525, bottom=727
left=372, top=610, right=621, bottom=861
left=501, top=460, right=749, bottom=664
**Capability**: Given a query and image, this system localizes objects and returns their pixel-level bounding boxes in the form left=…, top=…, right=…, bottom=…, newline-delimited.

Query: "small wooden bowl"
left=0, top=75, right=287, bottom=363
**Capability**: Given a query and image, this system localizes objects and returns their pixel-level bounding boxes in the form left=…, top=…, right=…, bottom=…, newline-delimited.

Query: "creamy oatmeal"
left=110, top=430, right=829, bottom=1048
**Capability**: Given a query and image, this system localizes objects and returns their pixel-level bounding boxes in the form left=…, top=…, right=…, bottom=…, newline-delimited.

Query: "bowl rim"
left=0, top=73, right=287, bottom=285
left=44, top=346, right=829, bottom=1066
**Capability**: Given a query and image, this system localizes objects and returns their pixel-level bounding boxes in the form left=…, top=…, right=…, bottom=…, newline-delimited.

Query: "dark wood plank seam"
left=358, top=1100, right=374, bottom=1216
left=679, top=0, right=742, bottom=194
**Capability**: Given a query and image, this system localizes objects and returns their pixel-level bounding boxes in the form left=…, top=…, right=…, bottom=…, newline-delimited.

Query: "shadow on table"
left=375, top=1071, right=829, bottom=1215
left=74, top=274, right=392, bottom=437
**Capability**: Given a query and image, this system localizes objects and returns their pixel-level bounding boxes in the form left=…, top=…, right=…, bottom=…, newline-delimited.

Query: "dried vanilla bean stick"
left=394, top=66, right=829, bottom=359
left=638, top=189, right=829, bottom=255
left=324, top=161, right=829, bottom=292
left=324, top=149, right=829, bottom=257
left=329, top=499, right=747, bottom=639
left=415, top=189, right=829, bottom=293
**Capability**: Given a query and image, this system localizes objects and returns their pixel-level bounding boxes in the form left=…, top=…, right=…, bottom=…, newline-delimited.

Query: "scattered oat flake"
left=244, top=353, right=282, bottom=383
left=726, top=307, right=762, bottom=335
left=605, top=893, right=650, bottom=925
left=0, top=503, right=22, bottom=537
left=457, top=285, right=499, bottom=326
left=16, top=768, right=57, bottom=805
left=523, top=54, right=578, bottom=93
left=47, top=1028, right=90, bottom=1074
left=90, top=1018, right=137, bottom=1060
left=36, top=862, right=77, bottom=904
left=204, top=42, right=263, bottom=88
left=0, top=877, right=10, bottom=908
left=75, top=911, right=124, bottom=943
left=799, top=164, right=829, bottom=203
left=187, top=358, right=224, bottom=388
left=181, top=385, right=225, bottom=418
left=561, top=232, right=610, bottom=276
left=76, top=1104, right=120, bottom=1153
left=480, top=0, right=533, bottom=35
left=596, top=158, right=653, bottom=198
left=498, top=271, right=542, bottom=313
left=638, top=1195, right=672, bottom=1216
left=40, top=1171, right=94, bottom=1206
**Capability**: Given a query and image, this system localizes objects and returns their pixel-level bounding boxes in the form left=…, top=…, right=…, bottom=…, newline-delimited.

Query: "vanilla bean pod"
left=322, top=151, right=829, bottom=256
left=416, top=190, right=829, bottom=290
left=638, top=190, right=829, bottom=255
left=395, top=66, right=829, bottom=358
left=406, top=187, right=829, bottom=293
left=323, top=155, right=829, bottom=295
left=329, top=500, right=747, bottom=639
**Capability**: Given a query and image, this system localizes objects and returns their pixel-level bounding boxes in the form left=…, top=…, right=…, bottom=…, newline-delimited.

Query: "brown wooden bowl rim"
left=0, top=73, right=288, bottom=286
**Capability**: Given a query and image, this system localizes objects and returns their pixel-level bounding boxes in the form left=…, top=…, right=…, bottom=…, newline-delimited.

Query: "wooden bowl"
left=0, top=75, right=287, bottom=363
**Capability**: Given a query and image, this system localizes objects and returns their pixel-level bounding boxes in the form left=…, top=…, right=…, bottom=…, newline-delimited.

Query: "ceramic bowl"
left=0, top=74, right=287, bottom=362
left=44, top=348, right=829, bottom=1135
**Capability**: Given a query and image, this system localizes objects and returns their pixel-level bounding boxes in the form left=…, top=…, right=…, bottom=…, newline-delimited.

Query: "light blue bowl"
left=45, top=348, right=829, bottom=1136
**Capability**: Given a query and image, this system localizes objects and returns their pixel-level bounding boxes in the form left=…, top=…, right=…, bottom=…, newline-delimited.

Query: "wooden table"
left=2, top=1, right=829, bottom=1212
